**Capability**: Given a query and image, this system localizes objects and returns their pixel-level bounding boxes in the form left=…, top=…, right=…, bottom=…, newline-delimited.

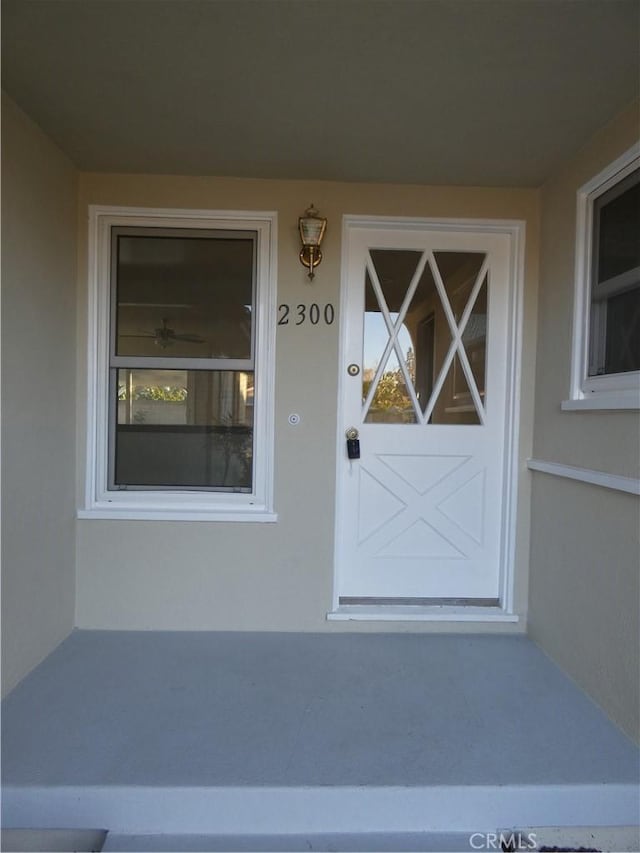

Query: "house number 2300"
left=278, top=303, right=335, bottom=326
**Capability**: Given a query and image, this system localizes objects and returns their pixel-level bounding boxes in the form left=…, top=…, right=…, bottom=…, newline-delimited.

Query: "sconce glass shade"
left=298, top=204, right=327, bottom=280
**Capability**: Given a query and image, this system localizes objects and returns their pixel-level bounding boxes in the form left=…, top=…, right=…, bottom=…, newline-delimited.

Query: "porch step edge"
left=101, top=831, right=477, bottom=852
left=3, top=783, right=638, bottom=835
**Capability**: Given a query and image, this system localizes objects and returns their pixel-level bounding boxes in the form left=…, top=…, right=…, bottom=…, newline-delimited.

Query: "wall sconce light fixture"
left=298, top=204, right=327, bottom=280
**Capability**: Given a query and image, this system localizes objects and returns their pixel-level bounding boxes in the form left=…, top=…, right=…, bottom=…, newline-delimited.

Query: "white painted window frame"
left=564, top=143, right=640, bottom=411
left=80, top=205, right=278, bottom=522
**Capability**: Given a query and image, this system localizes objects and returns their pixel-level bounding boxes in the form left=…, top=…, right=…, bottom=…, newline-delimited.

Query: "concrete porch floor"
left=1, top=631, right=638, bottom=842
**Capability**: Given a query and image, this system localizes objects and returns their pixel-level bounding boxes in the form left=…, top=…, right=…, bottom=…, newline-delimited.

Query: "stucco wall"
left=529, top=101, right=640, bottom=741
left=1, top=94, right=78, bottom=696
left=75, top=175, right=539, bottom=632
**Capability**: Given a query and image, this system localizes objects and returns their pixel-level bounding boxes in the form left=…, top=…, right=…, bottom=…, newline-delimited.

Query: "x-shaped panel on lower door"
left=357, top=452, right=487, bottom=562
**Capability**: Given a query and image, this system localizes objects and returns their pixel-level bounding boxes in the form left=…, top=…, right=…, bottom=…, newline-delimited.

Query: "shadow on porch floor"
left=2, top=631, right=638, bottom=840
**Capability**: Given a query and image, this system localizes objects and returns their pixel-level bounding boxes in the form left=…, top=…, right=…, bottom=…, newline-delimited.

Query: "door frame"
left=331, top=215, right=526, bottom=621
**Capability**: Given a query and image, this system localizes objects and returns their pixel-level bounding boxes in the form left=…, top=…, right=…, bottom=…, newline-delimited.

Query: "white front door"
left=335, top=220, right=518, bottom=607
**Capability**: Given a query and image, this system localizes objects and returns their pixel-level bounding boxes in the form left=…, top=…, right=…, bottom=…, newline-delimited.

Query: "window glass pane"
left=429, top=252, right=486, bottom=423
left=368, top=249, right=423, bottom=311
left=589, top=168, right=640, bottom=378
left=361, top=250, right=487, bottom=423
left=430, top=354, right=481, bottom=425
left=114, top=369, right=253, bottom=489
left=595, top=173, right=640, bottom=284
left=362, top=253, right=420, bottom=424
left=604, top=288, right=640, bottom=374
left=115, top=232, right=254, bottom=359
left=404, top=260, right=445, bottom=416
left=362, top=272, right=389, bottom=390
left=414, top=314, right=435, bottom=414
left=461, top=274, right=487, bottom=399
left=362, top=273, right=416, bottom=413
left=364, top=349, right=417, bottom=424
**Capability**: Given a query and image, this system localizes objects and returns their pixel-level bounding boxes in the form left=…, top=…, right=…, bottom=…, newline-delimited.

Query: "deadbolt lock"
left=347, top=363, right=360, bottom=376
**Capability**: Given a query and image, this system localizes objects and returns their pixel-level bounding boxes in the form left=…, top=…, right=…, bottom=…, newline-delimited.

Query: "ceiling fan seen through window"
left=121, top=317, right=205, bottom=349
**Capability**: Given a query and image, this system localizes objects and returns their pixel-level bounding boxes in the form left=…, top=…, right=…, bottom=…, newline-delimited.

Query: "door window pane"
left=429, top=252, right=486, bottom=423
left=369, top=249, right=423, bottom=311
left=364, top=349, right=417, bottom=424
left=461, top=275, right=487, bottom=399
left=430, top=354, right=481, bottom=425
left=361, top=249, right=487, bottom=425
left=404, top=259, right=448, bottom=416
left=414, top=314, right=435, bottom=413
left=362, top=257, right=419, bottom=424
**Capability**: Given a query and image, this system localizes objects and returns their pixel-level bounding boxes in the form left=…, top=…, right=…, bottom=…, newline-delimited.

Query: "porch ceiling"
left=1, top=0, right=638, bottom=187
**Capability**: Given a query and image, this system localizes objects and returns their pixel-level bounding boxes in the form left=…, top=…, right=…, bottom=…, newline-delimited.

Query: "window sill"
left=327, top=605, right=520, bottom=623
left=561, top=393, right=640, bottom=411
left=78, top=505, right=278, bottom=522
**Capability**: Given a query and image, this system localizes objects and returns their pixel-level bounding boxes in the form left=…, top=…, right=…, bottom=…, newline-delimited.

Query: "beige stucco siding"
left=75, top=175, right=539, bottom=633
left=1, top=94, right=78, bottom=696
left=529, top=100, right=640, bottom=741
left=533, top=101, right=640, bottom=476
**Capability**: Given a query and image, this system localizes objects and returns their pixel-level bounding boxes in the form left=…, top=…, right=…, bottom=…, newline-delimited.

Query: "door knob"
left=345, top=427, right=360, bottom=459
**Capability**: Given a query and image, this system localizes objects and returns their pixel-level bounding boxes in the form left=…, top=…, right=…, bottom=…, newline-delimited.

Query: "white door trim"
left=330, top=215, right=526, bottom=621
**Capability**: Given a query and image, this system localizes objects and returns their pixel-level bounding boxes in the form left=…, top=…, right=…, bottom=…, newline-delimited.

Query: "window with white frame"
left=566, top=144, right=640, bottom=409
left=82, top=207, right=277, bottom=520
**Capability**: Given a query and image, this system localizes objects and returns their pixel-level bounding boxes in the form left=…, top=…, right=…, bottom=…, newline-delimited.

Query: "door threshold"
left=327, top=603, right=519, bottom=622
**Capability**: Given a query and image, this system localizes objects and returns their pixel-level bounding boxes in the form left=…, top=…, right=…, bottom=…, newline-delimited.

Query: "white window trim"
left=80, top=205, right=278, bottom=522
left=564, top=143, right=640, bottom=411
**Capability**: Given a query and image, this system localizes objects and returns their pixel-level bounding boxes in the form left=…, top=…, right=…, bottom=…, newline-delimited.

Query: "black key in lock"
left=345, top=428, right=360, bottom=459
